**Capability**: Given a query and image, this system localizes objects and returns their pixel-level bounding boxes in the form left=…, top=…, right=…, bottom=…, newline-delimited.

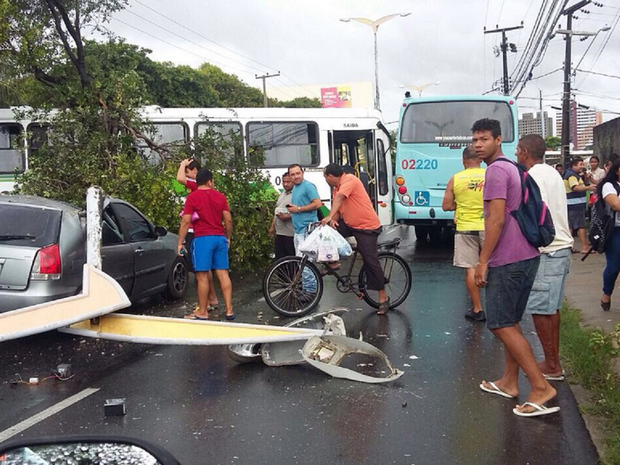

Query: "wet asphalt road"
left=0, top=226, right=599, bottom=465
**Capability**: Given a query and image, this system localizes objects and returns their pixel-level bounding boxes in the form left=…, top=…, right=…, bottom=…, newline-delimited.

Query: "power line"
left=113, top=16, right=256, bottom=77
left=131, top=0, right=316, bottom=99
left=576, top=68, right=620, bottom=79
left=124, top=9, right=266, bottom=74
left=497, top=0, right=508, bottom=24
left=133, top=0, right=277, bottom=73
left=118, top=9, right=310, bottom=100
left=578, top=6, right=620, bottom=86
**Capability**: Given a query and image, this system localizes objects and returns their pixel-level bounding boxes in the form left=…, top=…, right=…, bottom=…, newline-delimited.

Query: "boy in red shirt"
left=178, top=169, right=234, bottom=320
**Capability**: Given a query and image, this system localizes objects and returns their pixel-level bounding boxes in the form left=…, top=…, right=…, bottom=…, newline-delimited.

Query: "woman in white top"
left=598, top=158, right=620, bottom=311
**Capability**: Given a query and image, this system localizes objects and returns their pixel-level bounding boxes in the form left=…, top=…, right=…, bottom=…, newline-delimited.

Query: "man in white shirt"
left=517, top=134, right=574, bottom=381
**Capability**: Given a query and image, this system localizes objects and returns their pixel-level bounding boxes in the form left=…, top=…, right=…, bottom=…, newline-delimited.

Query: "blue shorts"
left=526, top=247, right=571, bottom=315
left=485, top=256, right=540, bottom=330
left=192, top=235, right=229, bottom=272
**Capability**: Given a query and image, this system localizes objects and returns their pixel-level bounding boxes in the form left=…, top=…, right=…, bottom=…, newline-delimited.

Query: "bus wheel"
left=414, top=226, right=429, bottom=242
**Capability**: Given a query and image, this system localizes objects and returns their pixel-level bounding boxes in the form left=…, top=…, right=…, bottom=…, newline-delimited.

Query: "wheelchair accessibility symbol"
left=414, top=191, right=430, bottom=206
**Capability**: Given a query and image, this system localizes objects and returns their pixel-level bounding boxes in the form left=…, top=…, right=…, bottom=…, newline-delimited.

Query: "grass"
left=560, top=304, right=620, bottom=464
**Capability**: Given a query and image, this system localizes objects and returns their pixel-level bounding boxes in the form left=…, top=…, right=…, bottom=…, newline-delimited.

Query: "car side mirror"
left=0, top=437, right=180, bottom=465
left=154, top=226, right=168, bottom=237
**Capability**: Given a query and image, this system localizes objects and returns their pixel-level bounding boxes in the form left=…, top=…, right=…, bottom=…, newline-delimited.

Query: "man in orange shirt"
left=321, top=163, right=389, bottom=314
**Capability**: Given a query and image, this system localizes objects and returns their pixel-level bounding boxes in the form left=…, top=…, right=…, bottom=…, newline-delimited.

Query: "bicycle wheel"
left=358, top=252, right=412, bottom=309
left=263, top=256, right=324, bottom=317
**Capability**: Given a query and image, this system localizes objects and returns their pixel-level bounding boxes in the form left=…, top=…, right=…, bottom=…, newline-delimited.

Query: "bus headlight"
left=401, top=194, right=411, bottom=204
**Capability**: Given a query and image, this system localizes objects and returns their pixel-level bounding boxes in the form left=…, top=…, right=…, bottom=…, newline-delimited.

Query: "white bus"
left=0, top=107, right=394, bottom=225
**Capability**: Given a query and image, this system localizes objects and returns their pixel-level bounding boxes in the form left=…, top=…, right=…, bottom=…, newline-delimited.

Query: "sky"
left=100, top=0, right=620, bottom=126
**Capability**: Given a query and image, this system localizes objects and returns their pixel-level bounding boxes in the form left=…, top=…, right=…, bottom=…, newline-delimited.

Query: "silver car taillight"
left=31, top=243, right=62, bottom=281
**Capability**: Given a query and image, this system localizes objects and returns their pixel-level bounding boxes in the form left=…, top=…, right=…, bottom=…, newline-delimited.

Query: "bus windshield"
left=400, top=100, right=515, bottom=144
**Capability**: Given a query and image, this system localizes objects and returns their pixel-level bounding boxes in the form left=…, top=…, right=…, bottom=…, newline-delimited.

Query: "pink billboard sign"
left=321, top=86, right=351, bottom=108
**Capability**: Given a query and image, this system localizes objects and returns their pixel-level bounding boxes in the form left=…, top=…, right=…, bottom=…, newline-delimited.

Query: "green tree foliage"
left=545, top=135, right=561, bottom=151
left=269, top=96, right=323, bottom=108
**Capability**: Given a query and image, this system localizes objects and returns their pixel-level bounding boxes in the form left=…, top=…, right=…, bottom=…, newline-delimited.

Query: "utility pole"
left=484, top=23, right=524, bottom=95
left=560, top=0, right=591, bottom=165
left=539, top=89, right=546, bottom=139
left=255, top=72, right=280, bottom=108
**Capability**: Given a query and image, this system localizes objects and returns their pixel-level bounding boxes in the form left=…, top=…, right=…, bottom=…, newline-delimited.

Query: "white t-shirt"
left=529, top=163, right=574, bottom=253
left=602, top=181, right=620, bottom=227
left=592, top=167, right=606, bottom=183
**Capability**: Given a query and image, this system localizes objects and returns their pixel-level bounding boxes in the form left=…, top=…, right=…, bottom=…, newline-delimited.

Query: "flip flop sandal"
left=513, top=402, right=560, bottom=417
left=226, top=313, right=236, bottom=321
left=601, top=300, right=611, bottom=311
left=479, top=381, right=517, bottom=399
left=184, top=314, right=208, bottom=320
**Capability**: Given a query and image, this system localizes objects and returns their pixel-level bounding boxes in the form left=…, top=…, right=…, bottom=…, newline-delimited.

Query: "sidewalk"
left=563, top=247, right=620, bottom=376
left=564, top=251, right=620, bottom=332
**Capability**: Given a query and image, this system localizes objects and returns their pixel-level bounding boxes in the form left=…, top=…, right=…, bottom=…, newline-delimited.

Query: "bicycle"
left=262, top=236, right=412, bottom=317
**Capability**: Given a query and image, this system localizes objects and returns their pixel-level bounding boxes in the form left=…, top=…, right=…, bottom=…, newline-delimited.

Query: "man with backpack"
left=472, top=119, right=559, bottom=418
left=517, top=135, right=573, bottom=381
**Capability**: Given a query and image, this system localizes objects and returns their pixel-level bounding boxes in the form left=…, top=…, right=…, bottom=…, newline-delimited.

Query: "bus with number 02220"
left=393, top=95, right=519, bottom=241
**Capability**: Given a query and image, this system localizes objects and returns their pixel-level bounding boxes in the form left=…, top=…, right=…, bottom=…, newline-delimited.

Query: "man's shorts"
left=485, top=256, right=540, bottom=330
left=567, top=203, right=586, bottom=230
left=453, top=231, right=485, bottom=268
left=192, top=235, right=229, bottom=272
left=526, top=247, right=571, bottom=315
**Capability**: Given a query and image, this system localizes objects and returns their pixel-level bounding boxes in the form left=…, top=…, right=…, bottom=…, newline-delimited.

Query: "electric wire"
left=131, top=0, right=316, bottom=98
left=576, top=69, right=620, bottom=80
left=112, top=16, right=257, bottom=77
left=578, top=6, right=620, bottom=87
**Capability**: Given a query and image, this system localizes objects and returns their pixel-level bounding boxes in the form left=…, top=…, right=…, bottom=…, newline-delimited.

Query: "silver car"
left=0, top=195, right=188, bottom=313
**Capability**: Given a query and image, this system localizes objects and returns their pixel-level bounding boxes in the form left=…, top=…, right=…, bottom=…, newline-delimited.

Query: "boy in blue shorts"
left=178, top=169, right=234, bottom=320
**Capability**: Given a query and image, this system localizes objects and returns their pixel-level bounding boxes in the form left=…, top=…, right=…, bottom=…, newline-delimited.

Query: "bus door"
left=374, top=129, right=393, bottom=225
left=329, top=130, right=377, bottom=208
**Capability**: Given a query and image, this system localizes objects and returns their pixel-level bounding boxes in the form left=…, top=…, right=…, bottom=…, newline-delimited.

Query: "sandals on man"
left=601, top=300, right=611, bottom=311
left=377, top=298, right=391, bottom=315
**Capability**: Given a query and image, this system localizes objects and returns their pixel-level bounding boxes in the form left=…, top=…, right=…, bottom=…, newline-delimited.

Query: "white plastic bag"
left=299, top=225, right=353, bottom=261
left=329, top=228, right=353, bottom=258
left=318, top=232, right=339, bottom=262
left=298, top=227, right=322, bottom=258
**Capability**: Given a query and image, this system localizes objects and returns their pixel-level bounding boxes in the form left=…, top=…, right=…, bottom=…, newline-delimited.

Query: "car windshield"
left=0, top=204, right=61, bottom=247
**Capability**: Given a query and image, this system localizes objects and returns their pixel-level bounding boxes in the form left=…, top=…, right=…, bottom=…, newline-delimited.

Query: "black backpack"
left=583, top=183, right=619, bottom=260
left=495, top=158, right=556, bottom=248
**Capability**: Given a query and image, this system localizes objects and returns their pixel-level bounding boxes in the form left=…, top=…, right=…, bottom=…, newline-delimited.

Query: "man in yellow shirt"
left=442, top=146, right=486, bottom=322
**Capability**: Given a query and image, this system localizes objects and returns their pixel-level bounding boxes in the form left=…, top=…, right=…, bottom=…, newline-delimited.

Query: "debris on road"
left=302, top=335, right=404, bottom=384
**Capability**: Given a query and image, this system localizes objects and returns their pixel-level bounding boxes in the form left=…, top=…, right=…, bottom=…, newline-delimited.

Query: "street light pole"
left=340, top=13, right=411, bottom=111
left=373, top=29, right=379, bottom=110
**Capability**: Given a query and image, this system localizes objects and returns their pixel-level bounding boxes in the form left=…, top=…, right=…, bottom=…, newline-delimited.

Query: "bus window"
left=137, top=123, right=188, bottom=163
left=195, top=122, right=243, bottom=160
left=377, top=139, right=388, bottom=196
left=247, top=122, right=318, bottom=167
left=400, top=100, right=515, bottom=144
left=0, top=124, right=24, bottom=174
left=195, top=122, right=242, bottom=142
left=27, top=123, right=51, bottom=158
